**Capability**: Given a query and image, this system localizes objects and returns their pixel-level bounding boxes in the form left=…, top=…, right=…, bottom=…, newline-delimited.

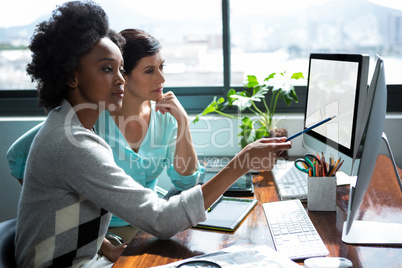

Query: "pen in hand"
left=286, top=115, right=336, bottom=141
left=207, top=195, right=223, bottom=213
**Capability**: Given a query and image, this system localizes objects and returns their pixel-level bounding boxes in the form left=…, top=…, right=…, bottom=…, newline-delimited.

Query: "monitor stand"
left=342, top=132, right=402, bottom=245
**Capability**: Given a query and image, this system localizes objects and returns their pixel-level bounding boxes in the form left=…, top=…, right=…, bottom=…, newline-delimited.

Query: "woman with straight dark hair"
left=99, top=28, right=203, bottom=239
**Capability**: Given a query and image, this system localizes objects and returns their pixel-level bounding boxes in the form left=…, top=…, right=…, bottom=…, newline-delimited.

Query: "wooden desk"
left=113, top=155, right=402, bottom=268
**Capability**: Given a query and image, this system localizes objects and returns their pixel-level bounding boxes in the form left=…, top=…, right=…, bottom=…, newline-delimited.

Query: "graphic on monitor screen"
left=302, top=53, right=369, bottom=174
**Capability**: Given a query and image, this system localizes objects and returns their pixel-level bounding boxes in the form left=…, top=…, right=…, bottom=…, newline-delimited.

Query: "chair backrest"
left=0, top=219, right=16, bottom=268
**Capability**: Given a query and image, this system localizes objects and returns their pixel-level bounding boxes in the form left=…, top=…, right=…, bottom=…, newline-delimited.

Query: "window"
left=230, top=0, right=402, bottom=85
left=0, top=0, right=401, bottom=115
left=0, top=0, right=223, bottom=90
left=107, top=1, right=224, bottom=87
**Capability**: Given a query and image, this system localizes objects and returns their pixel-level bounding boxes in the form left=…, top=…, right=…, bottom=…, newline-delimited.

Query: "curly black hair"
left=27, top=1, right=124, bottom=111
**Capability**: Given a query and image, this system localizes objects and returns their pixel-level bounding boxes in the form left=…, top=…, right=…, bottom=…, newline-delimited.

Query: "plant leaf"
left=232, top=95, right=254, bottom=110
left=289, top=88, right=299, bottom=102
left=230, top=84, right=269, bottom=111
left=227, top=88, right=238, bottom=105
left=264, top=72, right=276, bottom=82
left=193, top=96, right=225, bottom=123
left=245, top=75, right=259, bottom=88
left=281, top=86, right=298, bottom=106
left=255, top=125, right=270, bottom=140
left=267, top=72, right=301, bottom=106
left=252, top=85, right=269, bottom=99
left=291, top=72, right=304, bottom=80
left=239, top=116, right=256, bottom=148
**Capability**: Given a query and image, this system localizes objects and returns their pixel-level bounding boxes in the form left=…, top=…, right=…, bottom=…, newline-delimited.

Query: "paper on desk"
left=155, top=245, right=299, bottom=268
left=336, top=171, right=357, bottom=186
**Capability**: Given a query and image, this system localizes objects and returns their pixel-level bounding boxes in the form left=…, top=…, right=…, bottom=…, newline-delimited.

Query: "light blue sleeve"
left=162, top=112, right=205, bottom=191
left=167, top=162, right=205, bottom=191
left=6, top=122, right=44, bottom=179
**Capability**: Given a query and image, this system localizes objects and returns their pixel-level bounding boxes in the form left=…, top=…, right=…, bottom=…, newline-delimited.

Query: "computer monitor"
left=302, top=53, right=369, bottom=175
left=341, top=55, right=402, bottom=245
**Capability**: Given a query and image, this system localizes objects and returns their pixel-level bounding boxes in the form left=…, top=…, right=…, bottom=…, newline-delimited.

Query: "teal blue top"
left=6, top=122, right=44, bottom=180
left=96, top=102, right=205, bottom=227
left=7, top=101, right=204, bottom=227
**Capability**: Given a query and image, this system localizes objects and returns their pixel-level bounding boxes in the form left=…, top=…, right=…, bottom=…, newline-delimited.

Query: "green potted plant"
left=193, top=71, right=304, bottom=149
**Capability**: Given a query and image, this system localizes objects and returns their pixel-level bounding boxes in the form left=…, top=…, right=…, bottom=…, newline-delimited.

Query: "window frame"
left=0, top=0, right=401, bottom=116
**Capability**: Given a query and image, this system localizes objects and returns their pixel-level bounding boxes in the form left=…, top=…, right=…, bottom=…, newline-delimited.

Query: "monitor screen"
left=302, top=54, right=369, bottom=174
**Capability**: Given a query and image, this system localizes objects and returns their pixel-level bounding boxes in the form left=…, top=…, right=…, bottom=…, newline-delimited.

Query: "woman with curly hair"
left=8, top=30, right=204, bottom=244
left=14, top=1, right=291, bottom=267
left=16, top=1, right=128, bottom=267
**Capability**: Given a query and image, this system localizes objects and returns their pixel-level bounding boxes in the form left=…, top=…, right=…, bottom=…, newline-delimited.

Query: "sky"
left=2, top=0, right=401, bottom=28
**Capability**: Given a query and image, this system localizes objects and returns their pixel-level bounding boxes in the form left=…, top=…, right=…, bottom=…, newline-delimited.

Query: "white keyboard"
left=263, top=199, right=329, bottom=260
left=272, top=160, right=308, bottom=201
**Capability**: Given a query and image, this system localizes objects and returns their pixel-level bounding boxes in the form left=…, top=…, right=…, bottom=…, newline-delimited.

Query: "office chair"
left=0, top=218, right=16, bottom=268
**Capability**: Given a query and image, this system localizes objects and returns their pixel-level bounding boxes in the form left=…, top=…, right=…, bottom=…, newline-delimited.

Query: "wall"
left=1, top=114, right=401, bottom=222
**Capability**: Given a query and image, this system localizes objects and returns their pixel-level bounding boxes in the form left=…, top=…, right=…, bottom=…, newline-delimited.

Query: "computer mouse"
left=304, top=257, right=353, bottom=268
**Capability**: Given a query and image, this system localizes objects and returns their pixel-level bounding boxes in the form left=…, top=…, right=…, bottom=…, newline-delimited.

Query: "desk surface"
left=113, top=155, right=402, bottom=268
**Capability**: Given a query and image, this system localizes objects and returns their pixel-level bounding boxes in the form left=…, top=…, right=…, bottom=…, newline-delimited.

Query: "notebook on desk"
left=194, top=197, right=257, bottom=231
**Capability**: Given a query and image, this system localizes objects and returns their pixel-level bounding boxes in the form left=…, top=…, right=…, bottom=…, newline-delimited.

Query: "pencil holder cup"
left=307, top=176, right=337, bottom=211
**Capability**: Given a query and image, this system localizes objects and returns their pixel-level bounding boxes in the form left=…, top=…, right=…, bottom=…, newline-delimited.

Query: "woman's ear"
left=67, top=75, right=78, bottom=88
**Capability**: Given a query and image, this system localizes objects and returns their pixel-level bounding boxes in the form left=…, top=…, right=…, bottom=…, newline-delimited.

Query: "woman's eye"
left=160, top=64, right=165, bottom=71
left=103, top=67, right=112, bottom=73
left=120, top=68, right=125, bottom=74
left=145, top=68, right=153, bottom=74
